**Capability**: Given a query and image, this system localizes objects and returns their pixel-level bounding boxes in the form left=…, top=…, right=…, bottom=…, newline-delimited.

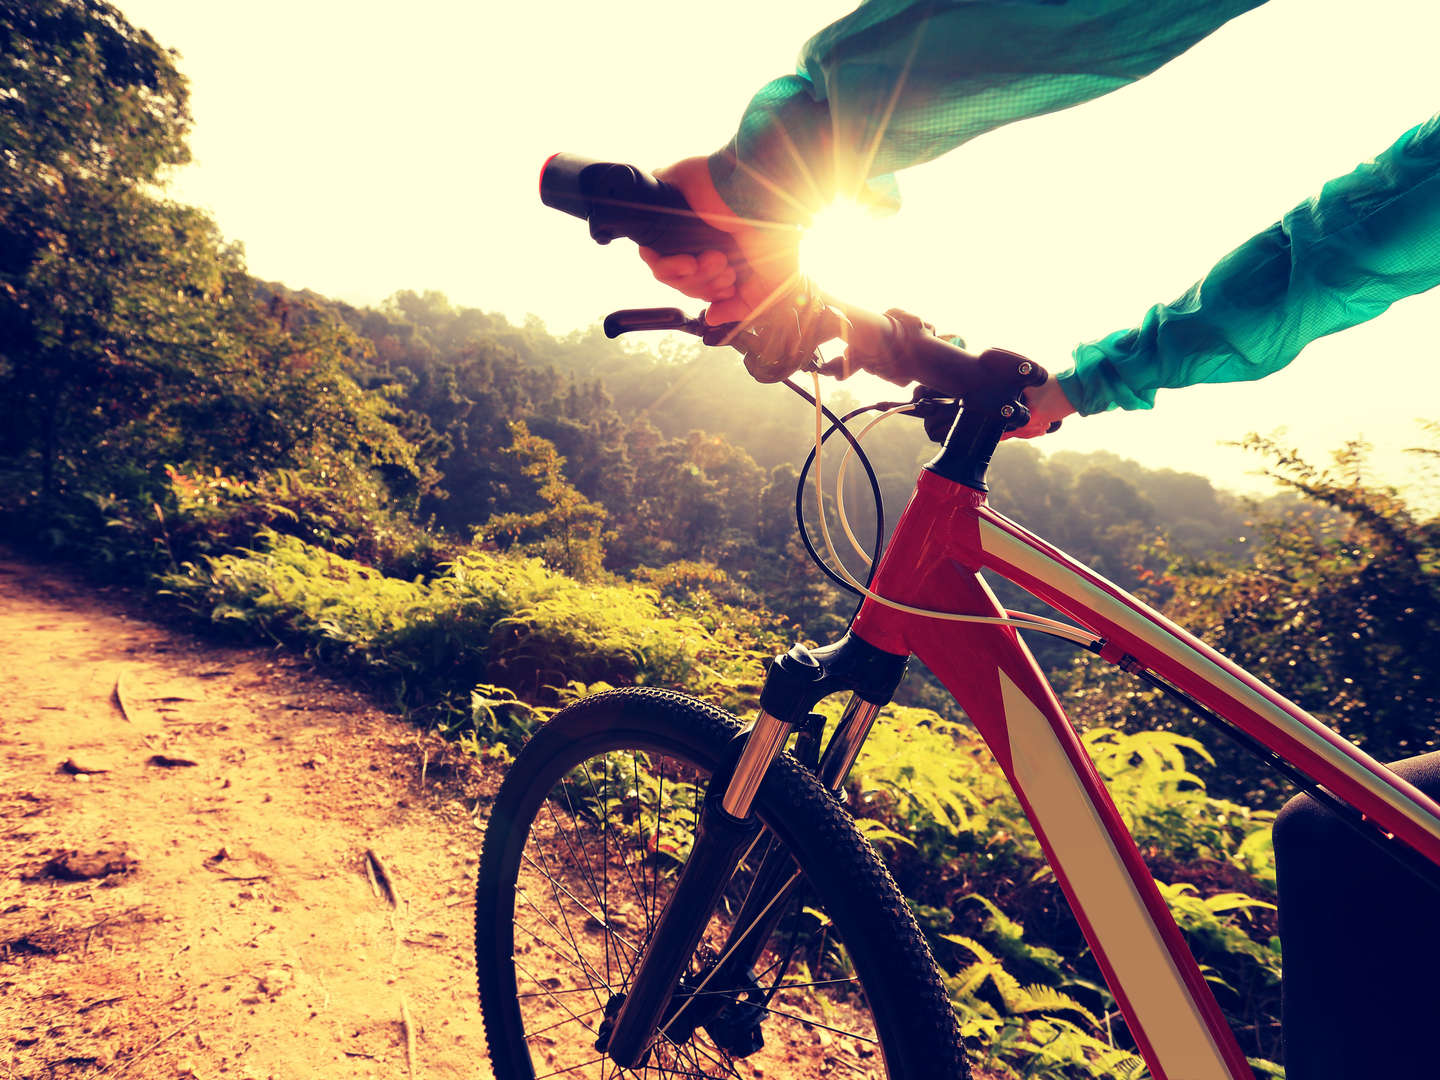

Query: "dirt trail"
left=0, top=554, right=500, bottom=1080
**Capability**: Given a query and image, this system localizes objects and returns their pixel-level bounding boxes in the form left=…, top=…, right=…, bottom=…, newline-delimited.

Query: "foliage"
left=469, top=683, right=552, bottom=747
left=475, top=421, right=611, bottom=581
left=1085, top=729, right=1276, bottom=884
left=629, top=560, right=795, bottom=656
left=160, top=532, right=772, bottom=737
left=158, top=464, right=459, bottom=579
left=1060, top=432, right=1440, bottom=807
left=943, top=934, right=1146, bottom=1080
left=0, top=2, right=437, bottom=576
left=840, top=702, right=1280, bottom=1074
left=334, top=289, right=1299, bottom=654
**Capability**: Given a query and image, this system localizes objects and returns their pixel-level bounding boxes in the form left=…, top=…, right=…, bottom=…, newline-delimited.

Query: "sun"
left=799, top=198, right=900, bottom=307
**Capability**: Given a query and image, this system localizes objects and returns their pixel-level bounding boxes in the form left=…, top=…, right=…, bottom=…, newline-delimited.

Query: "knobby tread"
left=475, top=686, right=969, bottom=1079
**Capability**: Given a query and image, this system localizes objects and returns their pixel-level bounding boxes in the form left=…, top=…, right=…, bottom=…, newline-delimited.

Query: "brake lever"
left=602, top=308, right=708, bottom=339
left=602, top=302, right=849, bottom=385
left=601, top=307, right=768, bottom=366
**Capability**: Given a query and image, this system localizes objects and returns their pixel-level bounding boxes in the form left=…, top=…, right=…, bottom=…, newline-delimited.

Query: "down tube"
left=971, top=504, right=1440, bottom=866
left=851, top=482, right=1254, bottom=1080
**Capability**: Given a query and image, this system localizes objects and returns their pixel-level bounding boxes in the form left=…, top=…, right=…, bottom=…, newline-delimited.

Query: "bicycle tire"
left=475, top=686, right=968, bottom=1079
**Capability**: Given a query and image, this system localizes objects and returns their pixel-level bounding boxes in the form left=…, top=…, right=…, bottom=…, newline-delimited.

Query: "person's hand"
left=637, top=156, right=801, bottom=326
left=1004, top=374, right=1077, bottom=439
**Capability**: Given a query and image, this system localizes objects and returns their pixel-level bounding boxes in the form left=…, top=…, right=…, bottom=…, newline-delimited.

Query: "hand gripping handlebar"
left=538, top=153, right=1047, bottom=410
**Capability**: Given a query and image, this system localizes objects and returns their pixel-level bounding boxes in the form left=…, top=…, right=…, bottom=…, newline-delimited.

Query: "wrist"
left=1031, top=374, right=1078, bottom=421
left=709, top=75, right=835, bottom=226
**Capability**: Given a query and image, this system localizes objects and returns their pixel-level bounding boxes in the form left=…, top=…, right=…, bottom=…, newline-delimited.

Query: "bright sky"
left=116, top=0, right=1440, bottom=501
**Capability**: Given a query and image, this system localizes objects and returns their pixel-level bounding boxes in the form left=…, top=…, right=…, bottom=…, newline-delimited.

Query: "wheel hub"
left=593, top=967, right=768, bottom=1061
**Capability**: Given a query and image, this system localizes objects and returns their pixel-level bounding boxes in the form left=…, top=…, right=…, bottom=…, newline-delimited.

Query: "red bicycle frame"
left=851, top=468, right=1440, bottom=1080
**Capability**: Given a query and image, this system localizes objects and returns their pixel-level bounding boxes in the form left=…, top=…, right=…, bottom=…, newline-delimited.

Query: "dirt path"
left=0, top=555, right=500, bottom=1080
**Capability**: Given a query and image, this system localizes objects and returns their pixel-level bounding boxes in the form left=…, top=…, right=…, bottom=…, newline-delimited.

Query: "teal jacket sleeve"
left=1059, top=114, right=1440, bottom=415
left=709, top=0, right=1265, bottom=222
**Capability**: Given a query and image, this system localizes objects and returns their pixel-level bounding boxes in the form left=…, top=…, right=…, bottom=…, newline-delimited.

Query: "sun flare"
left=799, top=199, right=900, bottom=307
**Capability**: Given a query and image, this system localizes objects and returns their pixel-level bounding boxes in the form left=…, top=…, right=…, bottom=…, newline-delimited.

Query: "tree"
left=2, top=0, right=197, bottom=499
left=0, top=4, right=438, bottom=569
left=476, top=422, right=610, bottom=580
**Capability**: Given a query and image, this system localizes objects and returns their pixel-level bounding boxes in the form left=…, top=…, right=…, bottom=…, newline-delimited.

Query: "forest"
left=4, top=3, right=1440, bottom=1077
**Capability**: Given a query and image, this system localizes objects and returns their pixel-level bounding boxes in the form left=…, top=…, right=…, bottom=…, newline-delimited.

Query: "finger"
left=665, top=281, right=735, bottom=302
left=704, top=297, right=750, bottom=325
left=694, top=249, right=730, bottom=275
left=704, top=275, right=780, bottom=324
left=641, top=251, right=700, bottom=284
left=709, top=265, right=737, bottom=290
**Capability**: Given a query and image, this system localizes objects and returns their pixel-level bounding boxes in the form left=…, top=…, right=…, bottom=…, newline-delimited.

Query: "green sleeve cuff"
left=707, top=75, right=902, bottom=225
left=708, top=75, right=833, bottom=226
left=1060, top=333, right=1161, bottom=416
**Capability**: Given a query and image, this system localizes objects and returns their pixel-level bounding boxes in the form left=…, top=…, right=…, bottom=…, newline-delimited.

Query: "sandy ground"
left=0, top=554, right=501, bottom=1080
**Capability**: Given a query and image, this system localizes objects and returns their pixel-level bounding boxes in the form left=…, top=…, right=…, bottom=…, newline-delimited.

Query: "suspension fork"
left=703, top=693, right=886, bottom=983
left=601, top=636, right=905, bottom=1068
left=673, top=695, right=887, bottom=1017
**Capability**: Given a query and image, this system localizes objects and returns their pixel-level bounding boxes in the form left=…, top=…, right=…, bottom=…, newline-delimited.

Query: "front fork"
left=601, top=634, right=906, bottom=1068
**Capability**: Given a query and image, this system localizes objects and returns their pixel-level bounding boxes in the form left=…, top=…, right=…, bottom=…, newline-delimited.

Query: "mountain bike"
left=473, top=156, right=1440, bottom=1080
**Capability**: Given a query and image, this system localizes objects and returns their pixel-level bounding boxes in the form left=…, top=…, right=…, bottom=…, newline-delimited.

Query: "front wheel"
left=475, top=687, right=968, bottom=1079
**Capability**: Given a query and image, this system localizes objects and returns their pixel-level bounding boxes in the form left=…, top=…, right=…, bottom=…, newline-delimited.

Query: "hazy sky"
left=116, top=0, right=1440, bottom=499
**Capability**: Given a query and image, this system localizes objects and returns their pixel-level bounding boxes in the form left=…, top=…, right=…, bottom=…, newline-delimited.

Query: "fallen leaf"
left=147, top=754, right=198, bottom=768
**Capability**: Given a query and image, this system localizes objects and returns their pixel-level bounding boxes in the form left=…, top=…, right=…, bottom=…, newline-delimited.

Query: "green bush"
left=841, top=703, right=1280, bottom=1076
left=160, top=532, right=772, bottom=739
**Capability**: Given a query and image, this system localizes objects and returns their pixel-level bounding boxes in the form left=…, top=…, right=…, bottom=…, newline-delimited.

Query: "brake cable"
left=781, top=381, right=888, bottom=593
left=796, top=373, right=1101, bottom=647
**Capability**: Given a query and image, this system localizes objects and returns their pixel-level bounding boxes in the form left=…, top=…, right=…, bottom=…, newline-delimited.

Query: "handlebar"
left=539, top=153, right=1047, bottom=410
left=541, top=153, right=742, bottom=258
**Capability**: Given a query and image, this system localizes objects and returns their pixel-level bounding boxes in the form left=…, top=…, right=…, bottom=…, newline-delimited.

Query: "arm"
left=647, top=0, right=1265, bottom=325
left=1059, top=114, right=1440, bottom=414
left=711, top=0, right=1267, bottom=222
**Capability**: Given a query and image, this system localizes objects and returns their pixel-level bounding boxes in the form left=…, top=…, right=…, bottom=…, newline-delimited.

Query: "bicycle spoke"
left=749, top=1003, right=879, bottom=1045
left=679, top=974, right=863, bottom=998
left=573, top=757, right=659, bottom=977
left=513, top=899, right=615, bottom=999
left=514, top=953, right=603, bottom=1036
left=524, top=1003, right=609, bottom=1039
left=554, top=772, right=611, bottom=925
left=659, top=868, right=802, bottom=1038
left=518, top=985, right=612, bottom=1000
left=631, top=752, right=657, bottom=930
left=530, top=1052, right=611, bottom=1079
left=654, top=764, right=666, bottom=934
left=602, top=763, right=611, bottom=989
left=674, top=1031, right=743, bottom=1079
left=513, top=919, right=613, bottom=1000
left=534, top=813, right=610, bottom=1013
left=519, top=851, right=645, bottom=961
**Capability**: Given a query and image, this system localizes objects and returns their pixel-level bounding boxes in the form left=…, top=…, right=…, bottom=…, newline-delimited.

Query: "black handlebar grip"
left=539, top=153, right=740, bottom=259
left=601, top=308, right=689, bottom=339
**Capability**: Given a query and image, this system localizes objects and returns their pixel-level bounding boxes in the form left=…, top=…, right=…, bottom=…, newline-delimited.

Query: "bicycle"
left=473, top=155, right=1440, bottom=1080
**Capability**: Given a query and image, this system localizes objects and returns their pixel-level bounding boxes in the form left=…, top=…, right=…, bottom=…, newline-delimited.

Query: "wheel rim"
left=501, top=741, right=892, bottom=1079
